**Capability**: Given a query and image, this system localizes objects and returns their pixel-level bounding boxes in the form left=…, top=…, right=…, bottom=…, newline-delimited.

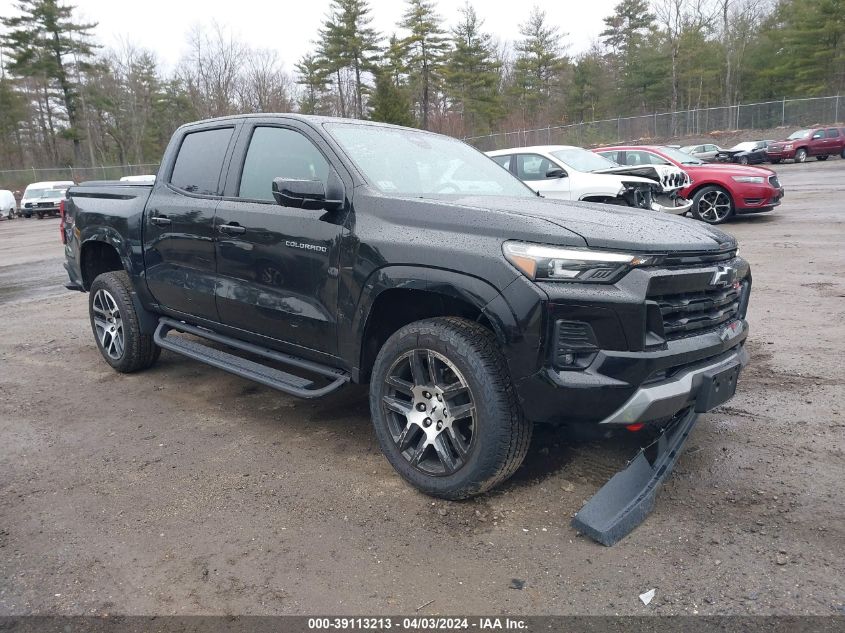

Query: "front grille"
left=659, top=248, right=737, bottom=267
left=769, top=175, right=781, bottom=188
left=653, top=283, right=743, bottom=339
left=37, top=201, right=55, bottom=208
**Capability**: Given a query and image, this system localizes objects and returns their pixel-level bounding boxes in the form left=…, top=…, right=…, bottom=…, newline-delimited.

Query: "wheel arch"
left=79, top=235, right=130, bottom=290
left=350, top=266, right=517, bottom=384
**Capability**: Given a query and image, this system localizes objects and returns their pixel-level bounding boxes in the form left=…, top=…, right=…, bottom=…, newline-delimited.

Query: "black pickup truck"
left=63, top=115, right=751, bottom=545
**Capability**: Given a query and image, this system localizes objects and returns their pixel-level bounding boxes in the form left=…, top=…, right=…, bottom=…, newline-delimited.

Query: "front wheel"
left=369, top=317, right=531, bottom=499
left=89, top=271, right=161, bottom=373
left=795, top=148, right=807, bottom=163
left=739, top=156, right=749, bottom=165
left=691, top=186, right=733, bottom=225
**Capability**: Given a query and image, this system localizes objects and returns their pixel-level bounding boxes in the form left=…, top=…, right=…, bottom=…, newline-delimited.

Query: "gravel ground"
left=0, top=160, right=843, bottom=616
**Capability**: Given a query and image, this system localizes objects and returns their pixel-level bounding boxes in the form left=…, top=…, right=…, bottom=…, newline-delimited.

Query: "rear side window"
left=826, top=128, right=840, bottom=137
left=239, top=127, right=330, bottom=201
left=170, top=127, right=234, bottom=195
left=491, top=155, right=511, bottom=170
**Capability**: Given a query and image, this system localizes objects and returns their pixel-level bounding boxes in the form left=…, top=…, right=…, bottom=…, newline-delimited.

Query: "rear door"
left=825, top=128, right=842, bottom=155
left=143, top=124, right=237, bottom=321
left=213, top=120, right=348, bottom=359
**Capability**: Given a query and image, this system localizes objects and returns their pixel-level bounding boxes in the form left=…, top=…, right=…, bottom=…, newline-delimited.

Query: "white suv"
left=20, top=181, right=74, bottom=218
left=487, top=145, right=691, bottom=214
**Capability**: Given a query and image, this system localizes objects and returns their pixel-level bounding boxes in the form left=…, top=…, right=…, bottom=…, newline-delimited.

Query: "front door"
left=214, top=123, right=346, bottom=359
left=513, top=153, right=572, bottom=199
left=143, top=125, right=236, bottom=321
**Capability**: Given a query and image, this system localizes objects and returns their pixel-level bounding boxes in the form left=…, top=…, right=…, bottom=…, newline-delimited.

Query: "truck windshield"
left=788, top=129, right=811, bottom=140
left=325, top=123, right=534, bottom=197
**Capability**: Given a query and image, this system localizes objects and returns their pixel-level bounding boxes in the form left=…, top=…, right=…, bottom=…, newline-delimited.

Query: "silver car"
left=679, top=143, right=722, bottom=162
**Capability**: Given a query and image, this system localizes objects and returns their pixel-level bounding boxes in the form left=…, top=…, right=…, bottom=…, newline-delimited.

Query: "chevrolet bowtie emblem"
left=711, top=265, right=737, bottom=287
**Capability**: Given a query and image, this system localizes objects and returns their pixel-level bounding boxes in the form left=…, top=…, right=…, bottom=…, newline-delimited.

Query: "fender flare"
left=79, top=227, right=136, bottom=279
left=345, top=265, right=520, bottom=375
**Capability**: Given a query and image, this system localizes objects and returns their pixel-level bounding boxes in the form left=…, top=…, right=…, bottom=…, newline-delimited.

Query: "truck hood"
left=444, top=195, right=735, bottom=252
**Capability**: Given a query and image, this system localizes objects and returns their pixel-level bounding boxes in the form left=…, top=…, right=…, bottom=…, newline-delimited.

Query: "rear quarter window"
left=169, top=127, right=234, bottom=195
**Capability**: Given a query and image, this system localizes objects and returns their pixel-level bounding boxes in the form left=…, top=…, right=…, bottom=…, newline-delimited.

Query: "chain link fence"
left=465, top=95, right=844, bottom=151
left=0, top=164, right=159, bottom=191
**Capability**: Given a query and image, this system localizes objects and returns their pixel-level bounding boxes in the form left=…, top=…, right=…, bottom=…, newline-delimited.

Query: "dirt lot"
left=1, top=160, right=843, bottom=616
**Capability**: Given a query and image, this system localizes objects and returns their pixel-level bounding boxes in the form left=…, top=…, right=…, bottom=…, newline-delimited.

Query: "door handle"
left=151, top=215, right=171, bottom=226
left=218, top=223, right=246, bottom=235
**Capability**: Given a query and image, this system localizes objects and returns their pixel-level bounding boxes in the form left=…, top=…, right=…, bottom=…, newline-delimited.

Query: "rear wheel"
left=691, top=186, right=733, bottom=225
left=795, top=148, right=807, bottom=163
left=817, top=155, right=829, bottom=161
left=369, top=317, right=531, bottom=499
left=739, top=156, right=749, bottom=165
left=89, top=271, right=160, bottom=373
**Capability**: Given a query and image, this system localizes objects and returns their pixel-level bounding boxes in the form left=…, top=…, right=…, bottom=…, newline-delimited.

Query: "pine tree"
left=318, top=0, right=381, bottom=118
left=510, top=6, right=565, bottom=122
left=600, top=0, right=658, bottom=112
left=296, top=53, right=329, bottom=115
left=1, top=0, right=97, bottom=164
left=444, top=3, right=503, bottom=136
left=369, top=69, right=415, bottom=126
left=400, top=0, right=449, bottom=130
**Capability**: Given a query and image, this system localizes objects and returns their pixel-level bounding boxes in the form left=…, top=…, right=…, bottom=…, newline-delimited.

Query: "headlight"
left=784, top=144, right=793, bottom=150
left=502, top=241, right=657, bottom=282
left=731, top=176, right=765, bottom=184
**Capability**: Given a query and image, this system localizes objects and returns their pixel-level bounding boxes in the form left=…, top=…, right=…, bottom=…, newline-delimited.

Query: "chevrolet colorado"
left=63, top=115, right=751, bottom=544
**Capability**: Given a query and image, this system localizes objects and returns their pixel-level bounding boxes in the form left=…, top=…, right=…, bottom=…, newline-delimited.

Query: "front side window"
left=325, top=123, right=533, bottom=197
left=812, top=130, right=825, bottom=139
left=515, top=154, right=555, bottom=181
left=239, top=127, right=330, bottom=201
left=170, top=127, right=234, bottom=195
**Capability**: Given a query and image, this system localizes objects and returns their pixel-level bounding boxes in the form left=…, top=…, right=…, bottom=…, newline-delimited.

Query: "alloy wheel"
left=382, top=349, right=476, bottom=476
left=92, top=289, right=125, bottom=359
left=698, top=190, right=732, bottom=223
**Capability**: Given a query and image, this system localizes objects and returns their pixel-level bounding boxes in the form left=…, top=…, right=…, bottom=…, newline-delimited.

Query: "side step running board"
left=154, top=317, right=350, bottom=399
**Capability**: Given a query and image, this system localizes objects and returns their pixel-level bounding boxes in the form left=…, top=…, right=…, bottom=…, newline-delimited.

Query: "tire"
left=89, top=271, right=161, bottom=373
left=795, top=148, right=807, bottom=163
left=739, top=156, right=749, bottom=165
left=841, top=148, right=845, bottom=159
left=369, top=317, right=531, bottom=500
left=24, top=212, right=31, bottom=218
left=36, top=211, right=44, bottom=219
left=691, top=185, right=734, bottom=225
left=770, top=159, right=781, bottom=164
left=816, top=155, right=828, bottom=161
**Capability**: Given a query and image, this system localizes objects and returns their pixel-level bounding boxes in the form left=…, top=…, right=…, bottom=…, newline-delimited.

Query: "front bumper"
left=509, top=257, right=751, bottom=427
left=651, top=195, right=692, bottom=215
left=599, top=344, right=748, bottom=425
left=766, top=148, right=795, bottom=160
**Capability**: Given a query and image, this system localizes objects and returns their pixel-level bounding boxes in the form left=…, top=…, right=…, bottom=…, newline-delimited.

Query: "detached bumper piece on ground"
left=572, top=409, right=698, bottom=546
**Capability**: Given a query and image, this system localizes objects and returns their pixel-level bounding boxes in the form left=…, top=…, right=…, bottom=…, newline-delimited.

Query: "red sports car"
left=594, top=145, right=784, bottom=224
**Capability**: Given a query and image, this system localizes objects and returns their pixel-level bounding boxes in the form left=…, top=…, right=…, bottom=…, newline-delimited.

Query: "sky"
left=0, top=0, right=619, bottom=72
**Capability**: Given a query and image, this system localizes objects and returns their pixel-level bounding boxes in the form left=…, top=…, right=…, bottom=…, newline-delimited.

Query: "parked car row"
left=486, top=141, right=783, bottom=225
left=680, top=126, right=845, bottom=165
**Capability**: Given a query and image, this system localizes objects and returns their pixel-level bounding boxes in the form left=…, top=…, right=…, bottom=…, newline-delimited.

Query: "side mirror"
left=546, top=168, right=567, bottom=179
left=272, top=178, right=342, bottom=211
